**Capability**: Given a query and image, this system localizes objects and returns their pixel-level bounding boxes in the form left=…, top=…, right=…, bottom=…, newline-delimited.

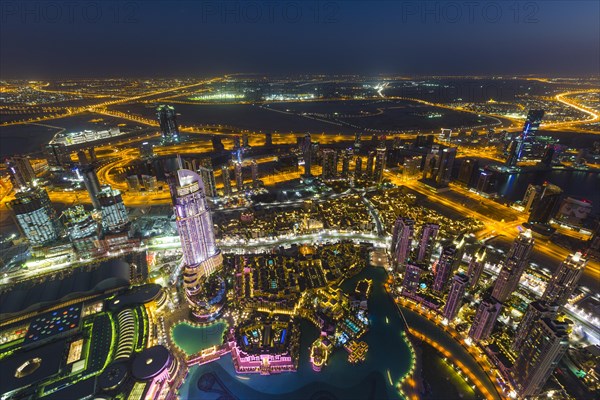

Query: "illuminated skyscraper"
left=221, top=164, right=232, bottom=196
left=139, top=141, right=154, bottom=159
left=402, top=263, right=423, bottom=294
left=97, top=187, right=129, bottom=232
left=491, top=230, right=534, bottom=302
left=512, top=300, right=558, bottom=352
left=466, top=246, right=487, bottom=288
left=528, top=182, right=562, bottom=224
left=44, top=143, right=72, bottom=168
left=63, top=205, right=100, bottom=252
left=433, top=147, right=456, bottom=187
left=365, top=151, right=375, bottom=180
left=373, top=144, right=387, bottom=183
left=542, top=252, right=586, bottom=308
left=506, top=228, right=535, bottom=259
left=457, top=158, right=479, bottom=187
left=390, top=217, right=414, bottom=269
left=354, top=156, right=363, bottom=178
left=415, top=223, right=439, bottom=264
left=6, top=156, right=36, bottom=190
left=8, top=188, right=61, bottom=245
left=522, top=184, right=542, bottom=212
left=157, top=105, right=179, bottom=144
left=301, top=133, right=312, bottom=177
left=172, top=169, right=222, bottom=315
left=198, top=159, right=217, bottom=198
left=354, top=132, right=362, bottom=152
left=321, top=149, right=337, bottom=180
left=340, top=150, right=351, bottom=179
left=443, top=273, right=469, bottom=321
left=468, top=296, right=502, bottom=342
left=234, top=162, right=243, bottom=191
left=78, top=164, right=102, bottom=209
left=251, top=160, right=259, bottom=187
left=507, top=110, right=545, bottom=166
left=511, top=318, right=569, bottom=398
left=433, top=245, right=457, bottom=292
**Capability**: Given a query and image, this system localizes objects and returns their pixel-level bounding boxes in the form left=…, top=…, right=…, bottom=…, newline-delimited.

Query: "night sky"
left=1, top=0, right=598, bottom=78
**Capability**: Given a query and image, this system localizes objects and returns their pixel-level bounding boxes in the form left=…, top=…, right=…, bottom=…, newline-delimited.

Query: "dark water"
left=497, top=169, right=600, bottom=213
left=178, top=266, right=413, bottom=400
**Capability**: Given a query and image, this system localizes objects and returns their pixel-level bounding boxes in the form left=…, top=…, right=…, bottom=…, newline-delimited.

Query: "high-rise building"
left=542, top=252, right=586, bottom=308
left=8, top=188, right=62, bottom=245
left=340, top=150, right=351, bottom=179
left=127, top=175, right=141, bottom=191
left=251, top=160, right=259, bottom=188
left=139, top=141, right=154, bottom=159
left=97, top=186, right=129, bottom=232
left=301, top=133, right=312, bottom=177
left=221, top=164, right=232, bottom=196
left=233, top=136, right=241, bottom=150
left=415, top=223, right=439, bottom=264
left=468, top=297, right=502, bottom=342
left=373, top=145, right=387, bottom=183
left=433, top=147, right=456, bottom=186
left=467, top=246, right=487, bottom=288
left=365, top=151, right=375, bottom=180
left=403, top=156, right=422, bottom=177
left=172, top=169, right=223, bottom=316
left=475, top=169, right=497, bottom=194
left=492, top=231, right=535, bottom=303
left=78, top=164, right=102, bottom=209
left=528, top=182, right=562, bottom=224
left=391, top=217, right=414, bottom=269
left=242, top=133, right=249, bottom=148
left=156, top=105, right=179, bottom=144
left=265, top=132, right=273, bottom=147
left=198, top=160, right=217, bottom=197
left=523, top=184, right=542, bottom=213
left=6, top=156, right=36, bottom=190
left=44, top=143, right=72, bottom=168
left=443, top=273, right=469, bottom=321
left=457, top=158, right=479, bottom=187
left=507, top=110, right=545, bottom=166
left=141, top=175, right=158, bottom=192
left=321, top=149, right=338, bottom=180
left=354, top=132, right=362, bottom=152
left=76, top=150, right=89, bottom=165
left=63, top=205, right=100, bottom=252
left=433, top=245, right=457, bottom=292
left=511, top=318, right=569, bottom=398
left=354, top=156, right=363, bottom=179
left=512, top=300, right=558, bottom=352
left=234, top=162, right=243, bottom=191
left=402, top=263, right=423, bottom=293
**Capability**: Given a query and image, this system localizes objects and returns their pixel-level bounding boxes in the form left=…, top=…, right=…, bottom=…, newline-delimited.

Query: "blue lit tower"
left=172, top=168, right=223, bottom=317
left=157, top=105, right=179, bottom=144
left=506, top=110, right=544, bottom=166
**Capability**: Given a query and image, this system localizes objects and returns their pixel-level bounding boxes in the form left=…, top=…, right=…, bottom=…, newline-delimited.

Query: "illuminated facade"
left=157, top=105, right=179, bottom=144
left=172, top=169, right=223, bottom=317
left=511, top=318, right=569, bottom=397
left=466, top=246, right=486, bottom=288
left=373, top=144, right=387, bottom=183
left=415, top=223, right=439, bottom=264
left=512, top=300, right=558, bottom=352
left=390, top=217, right=414, bottom=270
left=491, top=230, right=534, bottom=302
left=97, top=186, right=129, bottom=232
left=6, top=156, right=36, bottom=190
left=321, top=148, right=337, bottom=180
left=468, top=296, right=501, bottom=342
left=432, top=245, right=457, bottom=292
left=8, top=188, right=61, bottom=245
left=443, top=273, right=469, bottom=321
left=541, top=252, right=586, bottom=308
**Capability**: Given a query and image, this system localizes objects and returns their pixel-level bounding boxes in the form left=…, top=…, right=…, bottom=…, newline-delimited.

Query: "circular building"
left=131, top=345, right=173, bottom=382
left=97, top=362, right=128, bottom=392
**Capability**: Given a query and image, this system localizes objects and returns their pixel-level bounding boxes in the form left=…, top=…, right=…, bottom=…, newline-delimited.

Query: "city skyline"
left=0, top=2, right=599, bottom=399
